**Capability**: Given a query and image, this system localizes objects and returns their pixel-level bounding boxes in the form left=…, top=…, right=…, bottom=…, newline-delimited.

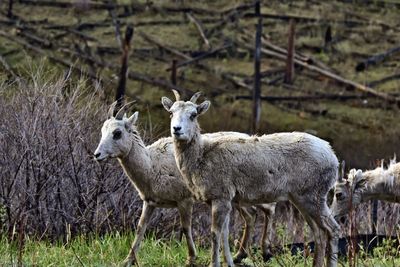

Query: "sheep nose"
left=94, top=152, right=101, bottom=158
left=173, top=126, right=181, bottom=132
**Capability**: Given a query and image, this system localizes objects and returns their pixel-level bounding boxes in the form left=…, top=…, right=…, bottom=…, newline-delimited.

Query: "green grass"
left=1, top=231, right=399, bottom=267
left=0, top=232, right=208, bottom=267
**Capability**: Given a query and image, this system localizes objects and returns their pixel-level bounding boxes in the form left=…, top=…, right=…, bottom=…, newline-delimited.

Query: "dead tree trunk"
left=171, top=59, right=177, bottom=85
left=252, top=1, right=262, bottom=134
left=114, top=25, right=134, bottom=115
left=8, top=0, right=14, bottom=18
left=284, top=19, right=295, bottom=84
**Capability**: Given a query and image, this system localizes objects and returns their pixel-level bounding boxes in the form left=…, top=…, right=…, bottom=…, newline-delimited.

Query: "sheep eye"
left=113, top=130, right=122, bottom=140
left=336, top=192, right=344, bottom=200
left=190, top=112, right=197, bottom=121
left=169, top=112, right=173, bottom=118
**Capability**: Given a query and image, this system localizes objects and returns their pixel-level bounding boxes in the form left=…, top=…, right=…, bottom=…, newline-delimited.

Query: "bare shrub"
left=0, top=72, right=141, bottom=239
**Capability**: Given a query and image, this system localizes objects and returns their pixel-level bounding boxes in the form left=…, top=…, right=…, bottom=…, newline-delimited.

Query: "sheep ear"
left=161, top=97, right=173, bottom=112
left=353, top=169, right=365, bottom=190
left=126, top=111, right=139, bottom=126
left=197, top=100, right=210, bottom=115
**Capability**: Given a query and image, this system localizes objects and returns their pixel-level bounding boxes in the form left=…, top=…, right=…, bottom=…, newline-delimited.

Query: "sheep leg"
left=320, top=205, right=340, bottom=267
left=303, top=201, right=339, bottom=267
left=123, top=201, right=155, bottom=267
left=258, top=204, right=276, bottom=262
left=233, top=206, right=256, bottom=263
left=177, top=199, right=197, bottom=266
left=291, top=199, right=327, bottom=267
left=210, top=199, right=232, bottom=267
left=222, top=213, right=234, bottom=266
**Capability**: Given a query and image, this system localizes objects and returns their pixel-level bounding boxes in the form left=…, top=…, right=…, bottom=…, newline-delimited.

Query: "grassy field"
left=1, top=231, right=399, bottom=267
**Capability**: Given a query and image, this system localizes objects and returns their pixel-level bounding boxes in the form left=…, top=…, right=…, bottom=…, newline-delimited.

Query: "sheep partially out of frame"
left=161, top=91, right=340, bottom=267
left=331, top=158, right=400, bottom=219
left=93, top=103, right=276, bottom=266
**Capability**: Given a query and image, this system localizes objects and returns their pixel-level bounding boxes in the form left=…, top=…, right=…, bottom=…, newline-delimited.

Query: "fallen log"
left=243, top=12, right=371, bottom=26
left=186, top=12, right=210, bottom=50
left=236, top=93, right=368, bottom=102
left=237, top=36, right=400, bottom=104
left=205, top=4, right=251, bottom=39
left=243, top=30, right=337, bottom=73
left=140, top=32, right=252, bottom=90
left=0, top=30, right=97, bottom=79
left=18, top=0, right=149, bottom=10
left=0, top=29, right=194, bottom=97
left=61, top=42, right=194, bottom=97
left=368, top=73, right=400, bottom=88
left=165, top=43, right=232, bottom=71
left=0, top=54, right=24, bottom=84
left=355, top=46, right=400, bottom=71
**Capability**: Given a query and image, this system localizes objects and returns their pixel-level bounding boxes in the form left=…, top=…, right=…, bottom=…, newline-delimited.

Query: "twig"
left=186, top=12, right=210, bottom=50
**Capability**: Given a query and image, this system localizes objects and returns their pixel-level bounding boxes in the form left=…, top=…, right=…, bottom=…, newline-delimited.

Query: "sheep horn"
left=107, top=101, right=118, bottom=118
left=190, top=92, right=202, bottom=103
left=172, top=89, right=181, bottom=101
left=339, top=160, right=345, bottom=182
left=115, top=101, right=136, bottom=120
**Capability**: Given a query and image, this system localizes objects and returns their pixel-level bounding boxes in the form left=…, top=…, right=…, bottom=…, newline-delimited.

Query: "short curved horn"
left=107, top=101, right=118, bottom=118
left=172, top=89, right=181, bottom=101
left=339, top=160, right=345, bottom=182
left=190, top=92, right=202, bottom=103
left=115, top=101, right=136, bottom=120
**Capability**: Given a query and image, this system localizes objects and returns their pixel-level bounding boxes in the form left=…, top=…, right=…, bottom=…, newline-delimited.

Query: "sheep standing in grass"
left=94, top=103, right=276, bottom=266
left=161, top=91, right=340, bottom=267
left=331, top=160, right=400, bottom=219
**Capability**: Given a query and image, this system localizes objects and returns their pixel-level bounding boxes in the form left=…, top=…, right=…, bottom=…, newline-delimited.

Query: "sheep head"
left=331, top=168, right=364, bottom=219
left=94, top=102, right=139, bottom=161
left=161, top=91, right=210, bottom=142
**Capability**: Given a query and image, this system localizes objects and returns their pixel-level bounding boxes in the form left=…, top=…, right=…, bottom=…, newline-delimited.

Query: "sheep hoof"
left=233, top=251, right=248, bottom=263
left=262, top=250, right=273, bottom=262
left=185, top=257, right=197, bottom=267
left=121, top=257, right=136, bottom=267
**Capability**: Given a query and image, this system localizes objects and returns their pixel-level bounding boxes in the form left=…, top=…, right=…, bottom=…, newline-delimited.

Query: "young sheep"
left=161, top=91, right=340, bottom=267
left=331, top=160, right=400, bottom=219
left=94, top=103, right=276, bottom=266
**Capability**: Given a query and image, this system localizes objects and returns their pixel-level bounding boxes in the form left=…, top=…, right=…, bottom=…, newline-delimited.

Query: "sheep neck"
left=174, top=128, right=203, bottom=188
left=361, top=178, right=399, bottom=203
left=118, top=134, right=153, bottom=196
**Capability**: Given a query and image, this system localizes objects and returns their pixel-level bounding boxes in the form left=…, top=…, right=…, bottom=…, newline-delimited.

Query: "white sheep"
left=331, top=159, right=400, bottom=219
left=94, top=102, right=276, bottom=266
left=161, top=91, right=340, bottom=267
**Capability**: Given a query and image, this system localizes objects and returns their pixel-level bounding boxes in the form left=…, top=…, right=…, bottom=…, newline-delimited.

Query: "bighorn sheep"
left=331, top=159, right=400, bottom=219
left=161, top=91, right=340, bottom=267
left=93, top=103, right=275, bottom=266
